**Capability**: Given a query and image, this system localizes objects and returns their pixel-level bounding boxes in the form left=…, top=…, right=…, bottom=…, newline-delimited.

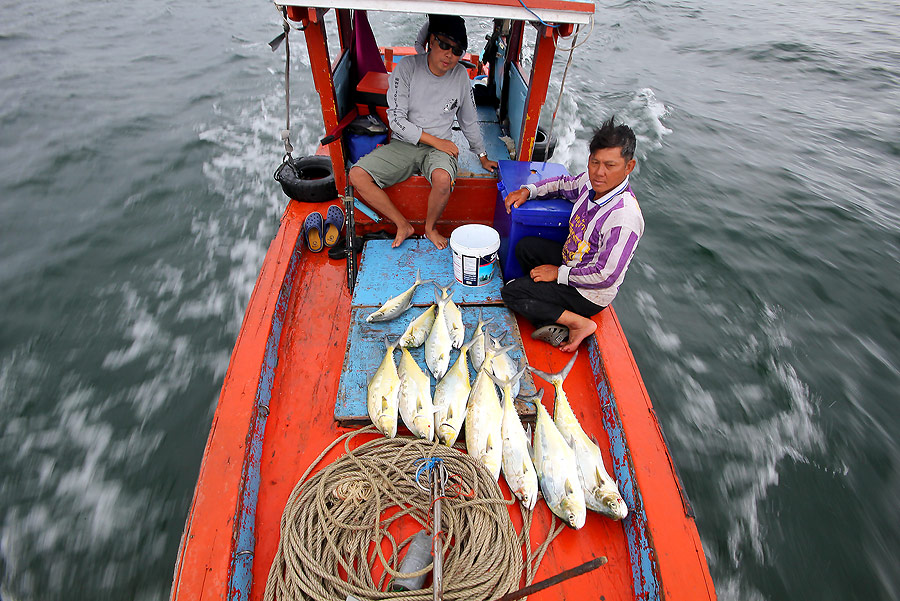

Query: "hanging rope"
left=270, top=7, right=294, bottom=160
left=545, top=27, right=580, bottom=153
left=263, top=427, right=564, bottom=601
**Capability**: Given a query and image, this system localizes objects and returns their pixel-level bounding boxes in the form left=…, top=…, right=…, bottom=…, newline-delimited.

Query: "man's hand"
left=504, top=188, right=530, bottom=214
left=433, top=138, right=459, bottom=158
left=530, top=265, right=559, bottom=283
left=479, top=155, right=499, bottom=173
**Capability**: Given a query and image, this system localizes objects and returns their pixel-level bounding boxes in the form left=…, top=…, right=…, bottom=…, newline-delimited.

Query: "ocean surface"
left=1, top=0, right=898, bottom=599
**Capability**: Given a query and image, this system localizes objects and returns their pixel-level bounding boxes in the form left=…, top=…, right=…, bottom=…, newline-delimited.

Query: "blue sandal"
left=303, top=211, right=324, bottom=253
left=323, top=205, right=344, bottom=248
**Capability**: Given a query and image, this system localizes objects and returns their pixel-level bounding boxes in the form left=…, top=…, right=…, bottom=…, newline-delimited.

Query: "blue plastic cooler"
left=492, top=160, right=572, bottom=281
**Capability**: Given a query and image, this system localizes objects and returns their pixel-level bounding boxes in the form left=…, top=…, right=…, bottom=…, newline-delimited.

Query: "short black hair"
left=589, top=117, right=636, bottom=162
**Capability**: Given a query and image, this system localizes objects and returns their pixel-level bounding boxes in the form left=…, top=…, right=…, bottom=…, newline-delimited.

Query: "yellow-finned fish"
left=366, top=269, right=432, bottom=323
left=489, top=366, right=539, bottom=510
left=399, top=305, right=436, bottom=348
left=425, top=289, right=452, bottom=380
left=530, top=387, right=586, bottom=529
left=465, top=343, right=513, bottom=480
left=366, top=335, right=401, bottom=438
left=488, top=333, right=522, bottom=399
left=434, top=338, right=474, bottom=447
left=397, top=346, right=435, bottom=441
left=469, top=308, right=493, bottom=373
left=530, top=352, right=627, bottom=521
left=436, top=283, right=465, bottom=349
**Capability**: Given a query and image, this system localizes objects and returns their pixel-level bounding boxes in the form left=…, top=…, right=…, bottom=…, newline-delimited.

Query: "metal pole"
left=432, top=463, right=445, bottom=601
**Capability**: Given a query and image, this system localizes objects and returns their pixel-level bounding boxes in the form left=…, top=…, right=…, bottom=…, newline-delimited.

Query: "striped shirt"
left=523, top=173, right=643, bottom=307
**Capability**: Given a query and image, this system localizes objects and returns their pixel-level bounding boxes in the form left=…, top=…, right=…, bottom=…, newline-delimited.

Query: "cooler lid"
left=497, top=160, right=570, bottom=194
left=498, top=160, right=572, bottom=222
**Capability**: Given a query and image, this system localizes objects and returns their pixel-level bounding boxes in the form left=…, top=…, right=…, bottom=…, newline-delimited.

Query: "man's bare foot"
left=391, top=223, right=415, bottom=248
left=559, top=319, right=597, bottom=353
left=424, top=228, right=448, bottom=250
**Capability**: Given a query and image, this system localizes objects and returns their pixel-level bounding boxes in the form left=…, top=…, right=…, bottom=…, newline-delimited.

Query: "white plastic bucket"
left=449, top=224, right=501, bottom=287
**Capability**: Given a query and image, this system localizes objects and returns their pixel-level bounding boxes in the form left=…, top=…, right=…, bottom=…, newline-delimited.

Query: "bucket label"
left=454, top=251, right=497, bottom=287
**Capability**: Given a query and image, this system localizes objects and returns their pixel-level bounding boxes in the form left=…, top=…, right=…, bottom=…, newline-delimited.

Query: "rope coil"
left=263, top=428, right=563, bottom=601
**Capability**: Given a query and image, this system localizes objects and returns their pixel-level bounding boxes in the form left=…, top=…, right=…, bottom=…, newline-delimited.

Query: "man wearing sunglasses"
left=350, top=14, right=498, bottom=250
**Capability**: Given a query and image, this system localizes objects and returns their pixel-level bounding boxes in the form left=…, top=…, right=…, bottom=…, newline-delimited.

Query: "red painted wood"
left=590, top=308, right=718, bottom=600
left=303, top=13, right=349, bottom=193
left=169, top=201, right=306, bottom=601
left=517, top=25, right=556, bottom=161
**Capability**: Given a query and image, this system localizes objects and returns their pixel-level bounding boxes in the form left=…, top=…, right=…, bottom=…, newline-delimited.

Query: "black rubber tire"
left=531, top=127, right=558, bottom=162
left=275, top=155, right=338, bottom=203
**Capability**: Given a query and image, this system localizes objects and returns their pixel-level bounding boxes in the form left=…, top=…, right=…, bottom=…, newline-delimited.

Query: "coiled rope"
left=263, top=427, right=564, bottom=601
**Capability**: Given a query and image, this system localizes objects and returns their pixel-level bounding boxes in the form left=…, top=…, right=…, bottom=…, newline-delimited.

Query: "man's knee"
left=430, top=169, right=452, bottom=196
left=349, top=166, right=373, bottom=187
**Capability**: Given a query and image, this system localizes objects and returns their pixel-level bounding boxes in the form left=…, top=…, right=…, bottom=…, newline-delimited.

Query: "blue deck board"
left=352, top=239, right=504, bottom=308
left=335, top=306, right=537, bottom=424
left=338, top=240, right=536, bottom=424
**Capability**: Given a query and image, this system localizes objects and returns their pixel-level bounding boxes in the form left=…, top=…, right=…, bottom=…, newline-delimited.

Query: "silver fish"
left=399, top=305, right=436, bottom=348
left=465, top=343, right=514, bottom=480
left=436, top=283, right=465, bottom=349
left=531, top=388, right=586, bottom=529
left=489, top=333, right=521, bottom=399
left=434, top=338, right=474, bottom=447
left=397, top=346, right=435, bottom=441
left=367, top=335, right=401, bottom=438
left=489, top=366, right=539, bottom=510
left=366, top=269, right=432, bottom=322
left=425, top=289, right=453, bottom=380
left=530, top=352, right=627, bottom=521
left=469, top=308, right=493, bottom=373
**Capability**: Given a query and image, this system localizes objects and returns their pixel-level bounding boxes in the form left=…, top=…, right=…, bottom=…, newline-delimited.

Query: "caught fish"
left=397, top=347, right=435, bottom=441
left=399, top=305, right=436, bottom=348
left=465, top=343, right=513, bottom=480
left=366, top=269, right=432, bottom=322
left=530, top=352, right=627, bottom=520
left=488, top=333, right=522, bottom=399
left=436, top=283, right=465, bottom=349
left=434, top=338, right=474, bottom=447
left=489, top=366, right=539, bottom=510
left=367, top=335, right=401, bottom=438
left=469, top=309, right=493, bottom=373
left=425, top=290, right=453, bottom=380
left=530, top=388, right=586, bottom=529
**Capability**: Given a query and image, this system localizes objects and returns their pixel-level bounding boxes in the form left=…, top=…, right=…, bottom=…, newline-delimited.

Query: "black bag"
left=274, top=155, right=338, bottom=202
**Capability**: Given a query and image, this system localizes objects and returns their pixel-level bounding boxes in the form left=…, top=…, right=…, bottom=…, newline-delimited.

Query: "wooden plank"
left=335, top=305, right=538, bottom=424
left=352, top=239, right=505, bottom=308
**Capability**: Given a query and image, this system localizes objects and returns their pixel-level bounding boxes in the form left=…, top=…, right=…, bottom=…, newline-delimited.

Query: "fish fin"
left=564, top=478, right=577, bottom=496
left=590, top=433, right=600, bottom=447
left=528, top=366, right=554, bottom=385
left=559, top=351, right=579, bottom=381
left=486, top=432, right=495, bottom=454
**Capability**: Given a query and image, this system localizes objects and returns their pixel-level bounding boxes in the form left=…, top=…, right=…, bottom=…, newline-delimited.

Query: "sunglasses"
left=433, top=35, right=464, bottom=57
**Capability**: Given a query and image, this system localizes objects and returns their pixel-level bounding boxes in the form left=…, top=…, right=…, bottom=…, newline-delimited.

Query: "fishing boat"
left=170, top=1, right=717, bottom=599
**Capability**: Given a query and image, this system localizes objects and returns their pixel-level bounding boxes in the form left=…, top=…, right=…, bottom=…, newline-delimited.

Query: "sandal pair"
left=303, top=205, right=344, bottom=253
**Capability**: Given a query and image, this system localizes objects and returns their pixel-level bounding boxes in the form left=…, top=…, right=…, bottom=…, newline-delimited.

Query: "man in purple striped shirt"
left=501, top=118, right=643, bottom=352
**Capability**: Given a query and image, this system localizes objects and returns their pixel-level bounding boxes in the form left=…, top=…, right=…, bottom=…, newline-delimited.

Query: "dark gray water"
left=1, top=0, right=898, bottom=600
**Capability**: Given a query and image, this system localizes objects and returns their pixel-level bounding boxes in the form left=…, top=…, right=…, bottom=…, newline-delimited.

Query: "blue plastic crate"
left=492, top=160, right=572, bottom=281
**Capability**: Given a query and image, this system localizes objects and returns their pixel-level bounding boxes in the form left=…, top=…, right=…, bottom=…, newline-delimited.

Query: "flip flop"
left=531, top=324, right=569, bottom=348
left=303, top=211, right=324, bottom=253
left=323, top=205, right=344, bottom=247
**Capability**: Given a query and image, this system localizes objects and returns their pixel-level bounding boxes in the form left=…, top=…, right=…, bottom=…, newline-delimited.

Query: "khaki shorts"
left=354, top=140, right=458, bottom=188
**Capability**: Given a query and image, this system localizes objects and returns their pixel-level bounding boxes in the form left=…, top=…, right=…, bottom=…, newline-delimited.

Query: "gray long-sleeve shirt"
left=386, top=53, right=486, bottom=156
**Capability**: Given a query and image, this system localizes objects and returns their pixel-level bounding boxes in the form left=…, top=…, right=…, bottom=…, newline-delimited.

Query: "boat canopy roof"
left=274, top=0, right=594, bottom=25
